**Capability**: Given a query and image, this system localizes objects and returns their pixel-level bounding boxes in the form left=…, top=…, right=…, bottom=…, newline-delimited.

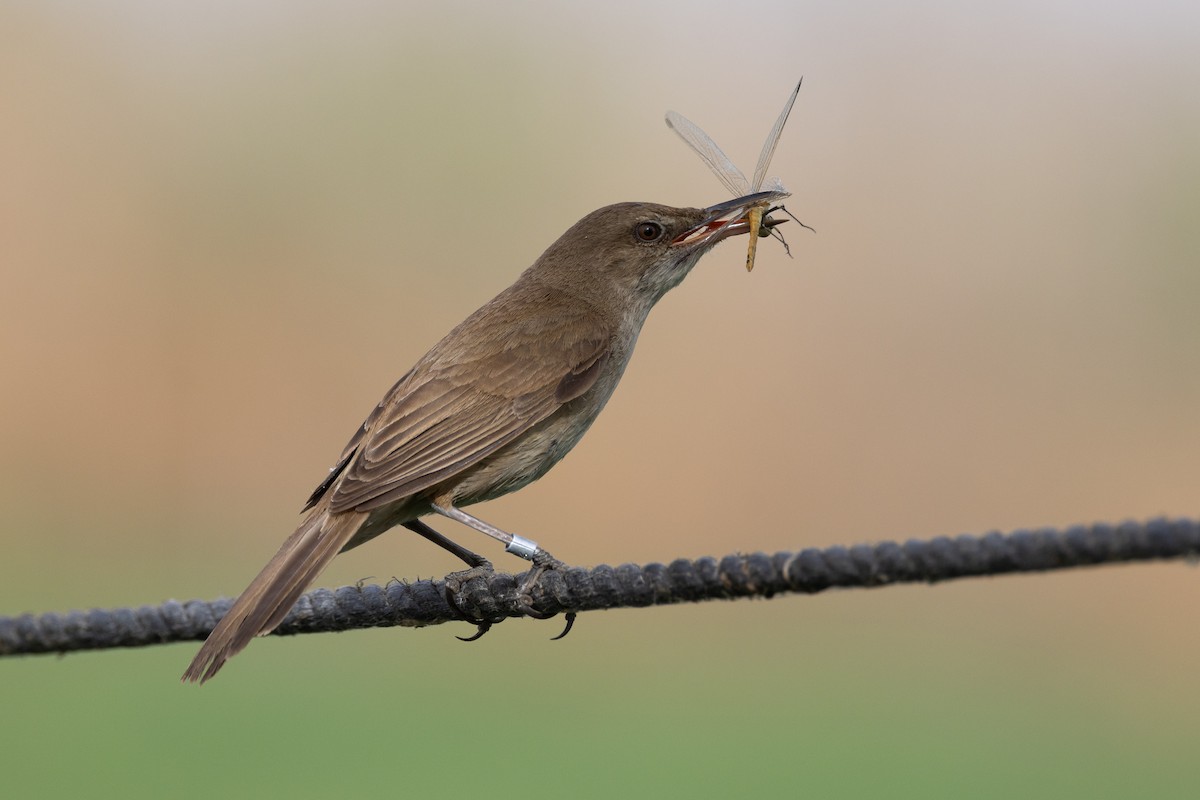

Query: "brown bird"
left=182, top=189, right=787, bottom=683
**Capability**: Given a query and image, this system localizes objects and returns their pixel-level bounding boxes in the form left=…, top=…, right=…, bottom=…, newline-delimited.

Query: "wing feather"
left=324, top=290, right=611, bottom=513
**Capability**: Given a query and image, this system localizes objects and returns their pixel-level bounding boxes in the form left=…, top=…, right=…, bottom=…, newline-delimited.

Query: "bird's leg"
left=430, top=502, right=574, bottom=637
left=402, top=519, right=492, bottom=569
left=430, top=502, right=547, bottom=560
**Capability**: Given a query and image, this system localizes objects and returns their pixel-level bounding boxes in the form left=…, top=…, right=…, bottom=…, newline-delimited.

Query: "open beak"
left=671, top=189, right=791, bottom=249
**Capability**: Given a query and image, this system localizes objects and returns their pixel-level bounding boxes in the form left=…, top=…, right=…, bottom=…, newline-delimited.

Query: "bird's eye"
left=634, top=221, right=664, bottom=242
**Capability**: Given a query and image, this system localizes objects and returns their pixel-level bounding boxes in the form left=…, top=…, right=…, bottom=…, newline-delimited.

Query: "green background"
left=2, top=2, right=1198, bottom=797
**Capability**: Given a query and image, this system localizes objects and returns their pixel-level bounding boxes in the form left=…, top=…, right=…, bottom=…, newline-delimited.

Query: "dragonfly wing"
left=751, top=78, right=802, bottom=191
left=665, top=110, right=750, bottom=196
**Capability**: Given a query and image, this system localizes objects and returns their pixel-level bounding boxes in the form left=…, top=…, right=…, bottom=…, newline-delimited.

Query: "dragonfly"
left=666, top=78, right=802, bottom=271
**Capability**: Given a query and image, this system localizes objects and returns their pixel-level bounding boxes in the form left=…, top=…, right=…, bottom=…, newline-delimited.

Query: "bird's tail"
left=181, top=508, right=367, bottom=684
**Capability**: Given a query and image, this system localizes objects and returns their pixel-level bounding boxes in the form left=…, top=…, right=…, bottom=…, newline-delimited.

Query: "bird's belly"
left=450, top=400, right=602, bottom=506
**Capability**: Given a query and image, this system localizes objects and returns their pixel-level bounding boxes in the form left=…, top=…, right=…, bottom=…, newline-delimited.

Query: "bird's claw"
left=455, top=621, right=492, bottom=642
left=550, top=611, right=576, bottom=640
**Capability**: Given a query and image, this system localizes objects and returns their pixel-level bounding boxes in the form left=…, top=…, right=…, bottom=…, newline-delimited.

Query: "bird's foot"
left=516, top=549, right=576, bottom=640
left=444, top=562, right=504, bottom=641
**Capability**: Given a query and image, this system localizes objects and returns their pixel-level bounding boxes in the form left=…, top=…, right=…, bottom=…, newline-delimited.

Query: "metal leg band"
left=505, top=534, right=540, bottom=560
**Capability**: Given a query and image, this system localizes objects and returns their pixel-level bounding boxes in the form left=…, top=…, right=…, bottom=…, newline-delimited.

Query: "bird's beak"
left=671, top=190, right=791, bottom=248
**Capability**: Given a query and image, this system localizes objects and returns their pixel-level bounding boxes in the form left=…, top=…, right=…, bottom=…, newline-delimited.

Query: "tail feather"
left=181, top=509, right=367, bottom=684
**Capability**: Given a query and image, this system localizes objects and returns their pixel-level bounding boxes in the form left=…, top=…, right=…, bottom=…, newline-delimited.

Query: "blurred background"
left=2, top=1, right=1198, bottom=797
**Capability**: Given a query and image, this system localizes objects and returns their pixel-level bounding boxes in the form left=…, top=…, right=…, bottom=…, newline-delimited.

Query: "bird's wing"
left=301, top=368, right=412, bottom=512
left=323, top=294, right=611, bottom=513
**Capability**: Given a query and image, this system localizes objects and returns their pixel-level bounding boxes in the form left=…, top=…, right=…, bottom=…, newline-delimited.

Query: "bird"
left=182, top=189, right=786, bottom=683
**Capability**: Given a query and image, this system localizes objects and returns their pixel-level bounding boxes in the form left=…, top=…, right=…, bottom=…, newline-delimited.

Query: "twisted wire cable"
left=1, top=517, right=1196, bottom=657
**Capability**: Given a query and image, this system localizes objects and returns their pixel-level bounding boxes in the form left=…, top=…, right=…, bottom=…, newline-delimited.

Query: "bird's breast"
left=449, top=341, right=635, bottom=507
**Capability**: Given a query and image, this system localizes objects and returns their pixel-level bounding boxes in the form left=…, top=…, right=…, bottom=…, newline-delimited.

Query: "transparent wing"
left=665, top=110, right=750, bottom=196
left=751, top=78, right=802, bottom=192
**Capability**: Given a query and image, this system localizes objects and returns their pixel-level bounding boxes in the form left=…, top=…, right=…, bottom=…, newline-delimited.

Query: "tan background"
left=2, top=2, right=1198, bottom=797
